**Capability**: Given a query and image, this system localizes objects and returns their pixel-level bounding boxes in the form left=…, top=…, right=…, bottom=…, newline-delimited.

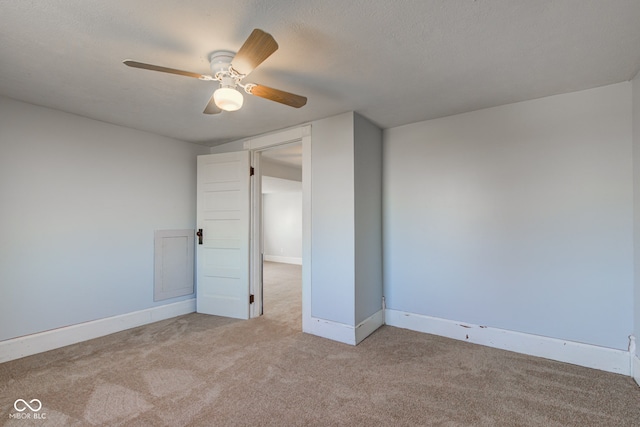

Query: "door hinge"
left=196, top=228, right=203, bottom=245
left=249, top=294, right=255, bottom=304
left=250, top=166, right=255, bottom=176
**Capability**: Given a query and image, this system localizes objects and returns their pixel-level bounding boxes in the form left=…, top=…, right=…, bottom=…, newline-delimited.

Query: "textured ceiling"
left=1, top=1, right=640, bottom=147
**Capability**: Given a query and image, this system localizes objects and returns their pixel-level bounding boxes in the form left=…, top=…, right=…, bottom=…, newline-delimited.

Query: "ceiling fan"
left=123, top=29, right=307, bottom=114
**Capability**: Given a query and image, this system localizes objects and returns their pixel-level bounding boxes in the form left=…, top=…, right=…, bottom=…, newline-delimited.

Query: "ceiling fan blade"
left=248, top=84, right=307, bottom=108
left=231, top=29, right=279, bottom=76
left=203, top=93, right=222, bottom=114
left=123, top=60, right=206, bottom=79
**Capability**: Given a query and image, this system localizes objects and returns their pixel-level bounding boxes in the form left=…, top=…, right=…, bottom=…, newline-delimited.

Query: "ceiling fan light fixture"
left=214, top=86, right=243, bottom=111
left=214, top=77, right=243, bottom=112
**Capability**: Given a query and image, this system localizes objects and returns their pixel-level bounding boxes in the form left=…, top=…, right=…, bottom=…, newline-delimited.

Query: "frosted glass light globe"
left=214, top=87, right=243, bottom=111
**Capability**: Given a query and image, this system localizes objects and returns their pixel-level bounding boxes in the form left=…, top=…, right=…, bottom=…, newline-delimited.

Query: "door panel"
left=197, top=151, right=251, bottom=319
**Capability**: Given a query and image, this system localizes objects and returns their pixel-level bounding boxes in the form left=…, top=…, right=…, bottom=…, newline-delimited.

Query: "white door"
left=196, top=151, right=251, bottom=319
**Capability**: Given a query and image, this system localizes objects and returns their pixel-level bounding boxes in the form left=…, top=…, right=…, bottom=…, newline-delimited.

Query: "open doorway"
left=256, top=143, right=303, bottom=326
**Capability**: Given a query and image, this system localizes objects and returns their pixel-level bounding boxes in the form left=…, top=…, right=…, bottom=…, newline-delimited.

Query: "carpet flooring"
left=1, top=262, right=639, bottom=426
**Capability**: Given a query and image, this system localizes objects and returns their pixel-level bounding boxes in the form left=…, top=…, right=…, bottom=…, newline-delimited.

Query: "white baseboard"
left=0, top=299, right=196, bottom=363
left=304, top=309, right=384, bottom=346
left=304, top=317, right=357, bottom=345
left=385, top=309, right=630, bottom=376
left=355, top=309, right=384, bottom=344
left=634, top=354, right=640, bottom=386
left=264, top=255, right=302, bottom=265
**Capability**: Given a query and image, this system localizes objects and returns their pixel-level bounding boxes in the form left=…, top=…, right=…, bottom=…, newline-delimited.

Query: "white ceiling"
left=2, top=1, right=640, bottom=147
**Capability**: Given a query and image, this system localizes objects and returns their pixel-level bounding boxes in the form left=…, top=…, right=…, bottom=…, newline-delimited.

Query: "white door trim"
left=244, top=127, right=308, bottom=151
left=246, top=126, right=311, bottom=327
left=250, top=150, right=262, bottom=317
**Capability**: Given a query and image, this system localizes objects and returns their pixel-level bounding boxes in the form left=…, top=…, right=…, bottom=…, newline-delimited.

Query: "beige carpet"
left=2, top=262, right=639, bottom=426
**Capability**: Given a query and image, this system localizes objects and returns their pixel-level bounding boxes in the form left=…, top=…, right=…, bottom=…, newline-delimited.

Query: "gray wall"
left=383, top=83, right=634, bottom=350
left=263, top=187, right=303, bottom=262
left=0, top=97, right=209, bottom=341
left=634, top=71, right=640, bottom=357
left=354, top=113, right=383, bottom=325
left=310, top=112, right=383, bottom=328
left=261, top=160, right=304, bottom=262
left=310, top=112, right=355, bottom=325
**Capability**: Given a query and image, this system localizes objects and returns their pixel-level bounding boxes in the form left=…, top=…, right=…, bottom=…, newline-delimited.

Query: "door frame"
left=250, top=141, right=302, bottom=317
left=245, top=126, right=311, bottom=327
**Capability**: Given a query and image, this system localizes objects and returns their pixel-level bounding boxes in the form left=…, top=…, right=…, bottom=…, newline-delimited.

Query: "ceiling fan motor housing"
left=210, top=50, right=235, bottom=77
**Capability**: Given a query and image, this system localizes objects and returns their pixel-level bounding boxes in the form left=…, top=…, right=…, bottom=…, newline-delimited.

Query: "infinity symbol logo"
left=14, top=399, right=42, bottom=412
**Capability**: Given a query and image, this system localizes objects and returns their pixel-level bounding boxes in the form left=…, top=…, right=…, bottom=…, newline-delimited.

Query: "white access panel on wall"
left=154, top=229, right=194, bottom=301
left=196, top=151, right=251, bottom=319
